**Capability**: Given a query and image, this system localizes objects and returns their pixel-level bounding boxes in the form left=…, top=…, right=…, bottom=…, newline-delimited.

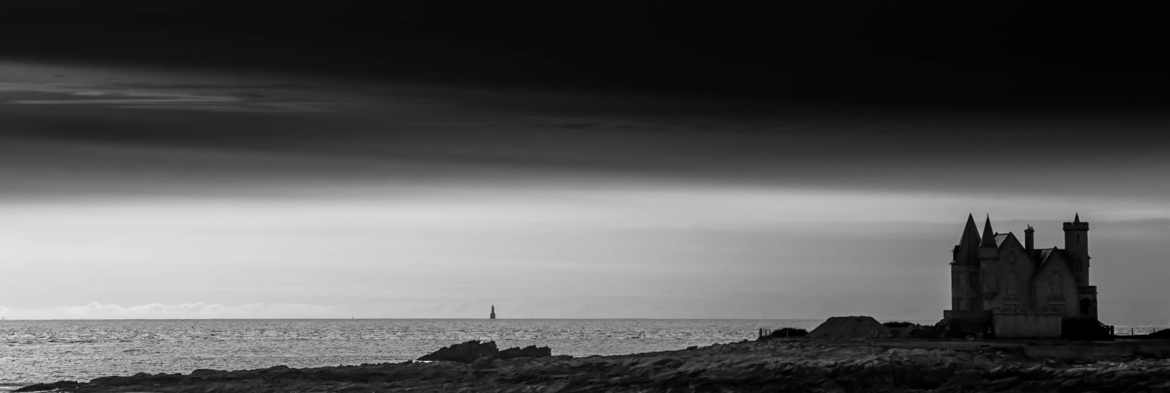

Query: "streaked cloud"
left=0, top=302, right=339, bottom=319
left=0, top=79, right=330, bottom=113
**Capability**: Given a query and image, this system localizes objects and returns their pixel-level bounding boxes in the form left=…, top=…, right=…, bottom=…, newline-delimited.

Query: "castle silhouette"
left=943, top=214, right=1100, bottom=338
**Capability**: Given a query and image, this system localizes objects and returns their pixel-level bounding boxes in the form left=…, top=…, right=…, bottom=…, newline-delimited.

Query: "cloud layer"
left=0, top=60, right=1168, bottom=323
left=0, top=302, right=339, bottom=319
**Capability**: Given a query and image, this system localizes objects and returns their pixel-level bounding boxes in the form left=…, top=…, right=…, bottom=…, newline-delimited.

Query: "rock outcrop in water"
left=416, top=340, right=552, bottom=363
left=417, top=340, right=500, bottom=363
left=17, top=338, right=1170, bottom=392
left=498, top=345, right=553, bottom=359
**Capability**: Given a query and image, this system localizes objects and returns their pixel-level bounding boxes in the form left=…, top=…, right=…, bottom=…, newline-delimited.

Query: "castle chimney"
left=1024, top=225, right=1035, bottom=251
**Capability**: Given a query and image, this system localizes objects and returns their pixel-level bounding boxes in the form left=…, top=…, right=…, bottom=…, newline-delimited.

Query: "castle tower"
left=949, top=214, right=983, bottom=313
left=1063, top=214, right=1090, bottom=286
left=977, top=215, right=1000, bottom=308
left=1063, top=214, right=1097, bottom=319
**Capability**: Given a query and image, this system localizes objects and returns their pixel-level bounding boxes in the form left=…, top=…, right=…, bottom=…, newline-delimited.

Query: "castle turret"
left=980, top=215, right=997, bottom=249
left=978, top=215, right=1000, bottom=263
left=950, top=214, right=983, bottom=313
left=954, top=213, right=981, bottom=265
left=1063, top=214, right=1090, bottom=286
left=976, top=215, right=1000, bottom=307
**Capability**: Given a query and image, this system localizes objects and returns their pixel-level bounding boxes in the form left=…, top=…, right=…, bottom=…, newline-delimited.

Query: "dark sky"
left=0, top=2, right=1168, bottom=321
left=3, top=1, right=1169, bottom=106
left=2, top=0, right=1168, bottom=182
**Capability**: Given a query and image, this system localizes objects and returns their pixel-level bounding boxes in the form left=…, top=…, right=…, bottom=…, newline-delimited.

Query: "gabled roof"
left=994, top=232, right=1022, bottom=249
left=1035, top=247, right=1071, bottom=271
left=1039, top=248, right=1054, bottom=261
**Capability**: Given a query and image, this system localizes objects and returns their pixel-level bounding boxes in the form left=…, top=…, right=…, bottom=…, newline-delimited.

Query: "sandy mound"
left=809, top=316, right=890, bottom=339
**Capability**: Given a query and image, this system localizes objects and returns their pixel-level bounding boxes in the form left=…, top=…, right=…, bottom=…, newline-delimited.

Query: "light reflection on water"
left=0, top=318, right=820, bottom=387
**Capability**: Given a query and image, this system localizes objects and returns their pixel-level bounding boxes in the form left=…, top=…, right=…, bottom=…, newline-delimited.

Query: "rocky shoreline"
left=18, top=338, right=1170, bottom=392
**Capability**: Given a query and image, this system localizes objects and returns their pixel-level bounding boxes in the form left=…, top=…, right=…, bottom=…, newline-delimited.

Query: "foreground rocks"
left=18, top=339, right=1170, bottom=393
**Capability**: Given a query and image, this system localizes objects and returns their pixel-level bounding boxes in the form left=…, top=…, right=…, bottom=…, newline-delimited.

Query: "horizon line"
left=0, top=316, right=841, bottom=322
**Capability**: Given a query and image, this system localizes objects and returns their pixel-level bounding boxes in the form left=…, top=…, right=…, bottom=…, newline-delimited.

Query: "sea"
left=0, top=318, right=823, bottom=389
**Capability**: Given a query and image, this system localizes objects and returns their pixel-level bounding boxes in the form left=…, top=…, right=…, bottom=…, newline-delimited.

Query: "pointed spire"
left=981, top=214, right=996, bottom=247
left=1074, top=213, right=1081, bottom=223
left=958, top=213, right=981, bottom=247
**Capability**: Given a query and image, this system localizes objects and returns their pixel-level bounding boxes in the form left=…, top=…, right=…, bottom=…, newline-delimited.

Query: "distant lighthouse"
left=490, top=305, right=496, bottom=320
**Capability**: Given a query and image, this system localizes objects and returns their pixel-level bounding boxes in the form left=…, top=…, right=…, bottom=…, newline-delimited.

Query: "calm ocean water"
left=0, top=319, right=821, bottom=388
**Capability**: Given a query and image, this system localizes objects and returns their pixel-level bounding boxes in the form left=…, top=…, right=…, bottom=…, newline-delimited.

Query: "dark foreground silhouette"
left=18, top=337, right=1170, bottom=393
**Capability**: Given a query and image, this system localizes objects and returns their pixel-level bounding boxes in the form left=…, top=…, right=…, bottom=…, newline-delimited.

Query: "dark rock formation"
left=908, top=323, right=947, bottom=339
left=883, top=322, right=931, bottom=338
left=416, top=341, right=552, bottom=363
left=15, top=381, right=80, bottom=392
left=758, top=327, right=808, bottom=340
left=808, top=316, right=890, bottom=339
left=1152, top=329, right=1170, bottom=339
left=498, top=345, right=552, bottom=359
left=882, top=321, right=915, bottom=328
left=1062, top=318, right=1113, bottom=340
left=19, top=339, right=1170, bottom=392
left=417, top=340, right=499, bottom=363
